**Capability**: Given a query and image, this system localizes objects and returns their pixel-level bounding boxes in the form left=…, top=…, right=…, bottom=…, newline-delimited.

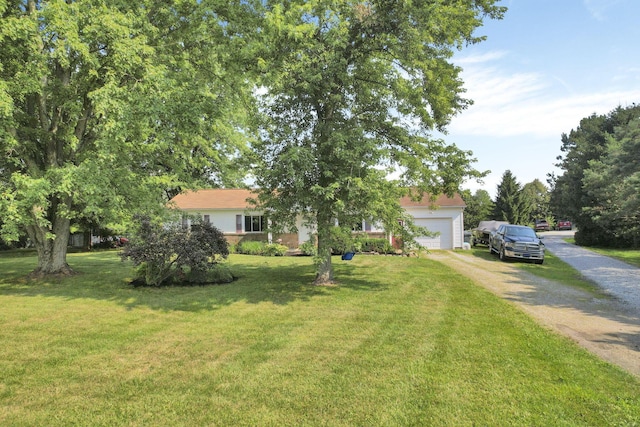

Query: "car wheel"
left=499, top=246, right=507, bottom=261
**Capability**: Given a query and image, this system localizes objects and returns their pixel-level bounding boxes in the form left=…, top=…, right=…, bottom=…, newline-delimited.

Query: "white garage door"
left=413, top=219, right=453, bottom=250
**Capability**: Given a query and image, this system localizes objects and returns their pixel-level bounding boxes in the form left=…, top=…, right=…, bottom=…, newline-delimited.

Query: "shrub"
left=358, top=237, right=394, bottom=254
left=264, top=243, right=288, bottom=256
left=121, top=215, right=230, bottom=286
left=298, top=240, right=317, bottom=256
left=236, top=241, right=288, bottom=256
left=328, top=226, right=355, bottom=254
left=237, top=241, right=265, bottom=255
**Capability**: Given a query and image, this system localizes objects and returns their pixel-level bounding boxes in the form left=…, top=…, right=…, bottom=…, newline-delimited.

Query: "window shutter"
left=365, top=221, right=372, bottom=232
left=236, top=215, right=243, bottom=233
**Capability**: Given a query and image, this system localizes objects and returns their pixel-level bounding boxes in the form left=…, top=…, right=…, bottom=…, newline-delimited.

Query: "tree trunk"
left=27, top=216, right=74, bottom=277
left=313, top=217, right=334, bottom=286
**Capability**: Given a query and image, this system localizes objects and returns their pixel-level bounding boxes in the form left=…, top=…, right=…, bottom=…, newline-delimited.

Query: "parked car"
left=534, top=219, right=550, bottom=232
left=489, top=224, right=545, bottom=264
left=556, top=219, right=572, bottom=230
left=472, top=220, right=509, bottom=246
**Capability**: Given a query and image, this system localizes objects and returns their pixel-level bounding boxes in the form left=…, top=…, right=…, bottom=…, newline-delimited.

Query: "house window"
left=203, top=215, right=210, bottom=224
left=352, top=222, right=363, bottom=232
left=244, top=215, right=264, bottom=233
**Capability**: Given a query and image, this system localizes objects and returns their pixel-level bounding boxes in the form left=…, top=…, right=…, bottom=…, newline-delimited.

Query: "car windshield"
left=505, top=226, right=536, bottom=238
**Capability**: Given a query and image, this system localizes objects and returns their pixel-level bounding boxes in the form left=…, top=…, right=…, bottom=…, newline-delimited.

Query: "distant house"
left=169, top=188, right=466, bottom=250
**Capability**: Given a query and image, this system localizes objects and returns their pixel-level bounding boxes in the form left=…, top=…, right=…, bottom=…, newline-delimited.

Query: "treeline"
left=462, top=172, right=551, bottom=231
left=463, top=104, right=640, bottom=248
left=551, top=104, right=640, bottom=247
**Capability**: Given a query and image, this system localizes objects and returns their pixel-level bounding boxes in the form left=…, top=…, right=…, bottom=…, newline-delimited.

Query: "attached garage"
left=414, top=218, right=454, bottom=250
left=401, top=193, right=466, bottom=250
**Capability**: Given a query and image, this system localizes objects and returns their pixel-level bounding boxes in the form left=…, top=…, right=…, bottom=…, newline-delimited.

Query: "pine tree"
left=493, top=170, right=530, bottom=224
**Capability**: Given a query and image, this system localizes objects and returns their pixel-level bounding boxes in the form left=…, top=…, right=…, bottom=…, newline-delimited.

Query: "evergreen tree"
left=551, top=104, right=640, bottom=245
left=583, top=117, right=640, bottom=246
left=493, top=170, right=530, bottom=224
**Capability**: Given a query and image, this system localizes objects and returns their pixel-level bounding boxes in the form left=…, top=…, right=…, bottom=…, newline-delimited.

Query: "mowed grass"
left=1, top=251, right=640, bottom=426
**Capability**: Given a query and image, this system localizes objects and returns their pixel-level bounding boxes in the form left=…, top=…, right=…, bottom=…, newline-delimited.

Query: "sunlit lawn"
left=1, top=250, right=639, bottom=426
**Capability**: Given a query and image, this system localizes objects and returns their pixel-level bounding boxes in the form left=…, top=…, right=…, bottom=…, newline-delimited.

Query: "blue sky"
left=443, top=0, right=640, bottom=198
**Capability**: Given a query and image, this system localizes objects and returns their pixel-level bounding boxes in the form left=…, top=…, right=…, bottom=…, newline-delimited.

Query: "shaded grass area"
left=1, top=252, right=640, bottom=426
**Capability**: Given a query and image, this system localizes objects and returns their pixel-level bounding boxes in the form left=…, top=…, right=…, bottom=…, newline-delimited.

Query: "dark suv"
left=490, top=224, right=545, bottom=264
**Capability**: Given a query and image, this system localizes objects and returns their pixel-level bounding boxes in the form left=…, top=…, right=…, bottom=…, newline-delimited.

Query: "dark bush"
left=121, top=215, right=230, bottom=286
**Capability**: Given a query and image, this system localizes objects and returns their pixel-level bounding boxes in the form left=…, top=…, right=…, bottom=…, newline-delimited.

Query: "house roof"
left=170, top=188, right=465, bottom=210
left=399, top=192, right=466, bottom=208
left=170, top=189, right=259, bottom=210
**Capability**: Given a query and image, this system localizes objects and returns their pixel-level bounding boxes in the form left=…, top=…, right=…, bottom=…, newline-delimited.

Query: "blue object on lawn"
left=341, top=252, right=355, bottom=261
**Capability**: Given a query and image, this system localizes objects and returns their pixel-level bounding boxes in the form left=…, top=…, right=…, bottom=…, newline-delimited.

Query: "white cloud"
left=583, top=0, right=626, bottom=21
left=456, top=50, right=508, bottom=65
left=449, top=52, right=640, bottom=138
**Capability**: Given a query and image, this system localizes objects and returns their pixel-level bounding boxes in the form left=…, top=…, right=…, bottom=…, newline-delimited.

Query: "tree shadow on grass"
left=0, top=253, right=383, bottom=313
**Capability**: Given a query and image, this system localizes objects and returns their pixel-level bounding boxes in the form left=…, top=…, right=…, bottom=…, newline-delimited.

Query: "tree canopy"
left=522, top=179, right=550, bottom=222
left=550, top=104, right=640, bottom=246
left=461, top=188, right=494, bottom=230
left=252, top=0, right=504, bottom=284
left=0, top=0, right=258, bottom=274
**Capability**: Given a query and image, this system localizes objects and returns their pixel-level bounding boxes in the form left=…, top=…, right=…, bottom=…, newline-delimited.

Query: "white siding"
left=296, top=217, right=316, bottom=246
left=178, top=203, right=465, bottom=250
left=404, top=206, right=465, bottom=250
left=183, top=209, right=263, bottom=233
left=413, top=218, right=453, bottom=249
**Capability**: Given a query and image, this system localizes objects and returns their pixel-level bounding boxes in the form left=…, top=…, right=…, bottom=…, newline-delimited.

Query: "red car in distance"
left=556, top=220, right=572, bottom=230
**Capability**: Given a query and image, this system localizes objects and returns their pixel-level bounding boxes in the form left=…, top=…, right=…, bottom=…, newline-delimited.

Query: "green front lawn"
left=1, top=251, right=639, bottom=426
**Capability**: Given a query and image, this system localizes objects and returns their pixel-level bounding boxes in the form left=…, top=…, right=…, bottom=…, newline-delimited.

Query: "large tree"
left=551, top=104, right=640, bottom=245
left=582, top=116, right=640, bottom=246
left=0, top=1, right=257, bottom=275
left=253, top=0, right=503, bottom=284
